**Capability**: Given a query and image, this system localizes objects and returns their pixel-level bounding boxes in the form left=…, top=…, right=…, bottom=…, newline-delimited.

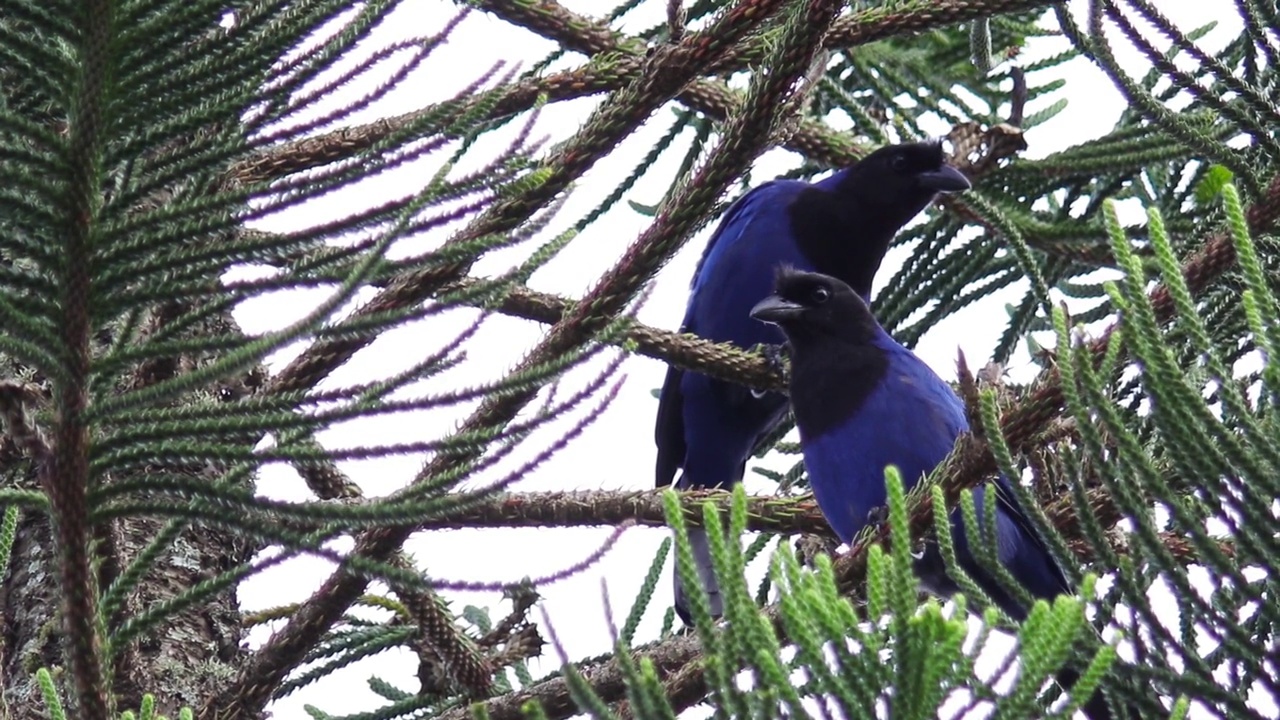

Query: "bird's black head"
left=749, top=267, right=878, bottom=345
left=785, top=140, right=969, bottom=300
left=839, top=139, right=970, bottom=209
left=751, top=268, right=891, bottom=435
left=787, top=140, right=969, bottom=298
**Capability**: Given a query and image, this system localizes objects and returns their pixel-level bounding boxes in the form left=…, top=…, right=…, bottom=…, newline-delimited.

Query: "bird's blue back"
left=685, top=180, right=827, bottom=349
left=801, top=328, right=1069, bottom=619
left=658, top=174, right=850, bottom=490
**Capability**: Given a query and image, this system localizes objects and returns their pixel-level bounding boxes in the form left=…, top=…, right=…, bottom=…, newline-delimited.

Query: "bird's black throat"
left=788, top=186, right=932, bottom=300
left=786, top=333, right=889, bottom=440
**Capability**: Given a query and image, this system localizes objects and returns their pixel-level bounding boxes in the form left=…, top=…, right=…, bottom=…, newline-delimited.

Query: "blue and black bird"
left=655, top=141, right=970, bottom=623
left=751, top=269, right=1121, bottom=720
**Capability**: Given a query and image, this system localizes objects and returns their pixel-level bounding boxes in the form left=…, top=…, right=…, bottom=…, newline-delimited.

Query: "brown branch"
left=390, top=552, right=494, bottom=699
left=436, top=277, right=787, bottom=391
left=406, top=489, right=829, bottom=534
left=260, top=489, right=832, bottom=537
left=229, top=0, right=1064, bottom=191
left=275, top=487, right=1197, bottom=565
left=437, top=634, right=703, bottom=720
left=55, top=0, right=114, bottom=714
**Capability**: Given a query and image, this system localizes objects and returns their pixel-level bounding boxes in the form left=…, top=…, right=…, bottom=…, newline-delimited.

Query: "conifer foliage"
left=0, top=0, right=1276, bottom=718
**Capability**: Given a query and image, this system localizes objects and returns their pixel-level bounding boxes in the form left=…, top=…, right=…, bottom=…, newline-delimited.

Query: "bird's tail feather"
left=673, top=528, right=723, bottom=625
left=1056, top=665, right=1148, bottom=720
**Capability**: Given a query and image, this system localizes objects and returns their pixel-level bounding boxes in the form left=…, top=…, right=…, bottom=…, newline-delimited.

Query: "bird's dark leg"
left=760, top=342, right=789, bottom=374
left=866, top=505, right=889, bottom=526
left=749, top=342, right=790, bottom=398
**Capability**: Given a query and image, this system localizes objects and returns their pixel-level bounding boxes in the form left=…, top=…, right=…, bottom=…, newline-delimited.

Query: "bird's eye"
left=810, top=286, right=831, bottom=304
left=889, top=154, right=908, bottom=172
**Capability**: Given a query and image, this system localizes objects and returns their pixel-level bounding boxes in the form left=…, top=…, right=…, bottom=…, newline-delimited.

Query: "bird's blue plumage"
left=657, top=181, right=820, bottom=621
left=798, top=327, right=1069, bottom=620
left=753, top=269, right=1126, bottom=720
left=654, top=141, right=971, bottom=624
left=675, top=180, right=824, bottom=479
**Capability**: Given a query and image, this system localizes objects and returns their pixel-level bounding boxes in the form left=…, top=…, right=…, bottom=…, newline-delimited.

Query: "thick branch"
left=390, top=552, right=494, bottom=698
left=257, top=487, right=1204, bottom=564
left=436, top=634, right=703, bottom=720
left=440, top=277, right=787, bottom=390
left=54, top=0, right=114, bottom=715
left=412, top=489, right=828, bottom=533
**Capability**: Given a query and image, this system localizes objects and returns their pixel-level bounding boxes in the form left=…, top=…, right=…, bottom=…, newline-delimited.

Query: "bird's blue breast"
left=800, top=334, right=968, bottom=544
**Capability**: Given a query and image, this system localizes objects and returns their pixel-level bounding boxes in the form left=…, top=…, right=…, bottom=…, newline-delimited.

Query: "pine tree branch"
left=440, top=277, right=788, bottom=390
left=52, top=0, right=115, bottom=714
left=251, top=488, right=1225, bottom=562
left=435, top=634, right=704, bottom=720
left=390, top=552, right=495, bottom=699
left=229, top=0, right=1061, bottom=190
left=240, top=124, right=995, bottom=405
left=470, top=0, right=644, bottom=58
left=437, top=490, right=819, bottom=535
left=207, top=1, right=801, bottom=714
left=295, top=489, right=832, bottom=535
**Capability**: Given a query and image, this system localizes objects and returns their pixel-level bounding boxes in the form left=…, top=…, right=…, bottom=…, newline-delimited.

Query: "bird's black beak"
left=750, top=295, right=804, bottom=324
left=916, top=163, right=971, bottom=193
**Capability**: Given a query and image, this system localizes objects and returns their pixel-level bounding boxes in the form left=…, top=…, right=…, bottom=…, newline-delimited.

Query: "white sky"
left=224, top=2, right=1270, bottom=718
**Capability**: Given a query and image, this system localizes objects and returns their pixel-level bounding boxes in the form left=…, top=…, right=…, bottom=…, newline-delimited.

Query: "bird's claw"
left=749, top=343, right=790, bottom=398
left=760, top=343, right=790, bottom=376
left=866, top=505, right=890, bottom=526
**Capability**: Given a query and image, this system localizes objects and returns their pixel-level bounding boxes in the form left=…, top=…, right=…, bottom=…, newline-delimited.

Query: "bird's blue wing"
left=983, top=474, right=1073, bottom=601
left=655, top=179, right=815, bottom=624
left=687, top=180, right=793, bottom=293
left=654, top=361, right=687, bottom=488
left=877, top=347, right=1072, bottom=615
left=886, top=350, right=1070, bottom=613
left=936, top=478, right=1073, bottom=620
left=654, top=180, right=812, bottom=488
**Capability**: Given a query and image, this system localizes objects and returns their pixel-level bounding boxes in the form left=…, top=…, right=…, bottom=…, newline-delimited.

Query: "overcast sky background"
left=223, top=2, right=1266, bottom=718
